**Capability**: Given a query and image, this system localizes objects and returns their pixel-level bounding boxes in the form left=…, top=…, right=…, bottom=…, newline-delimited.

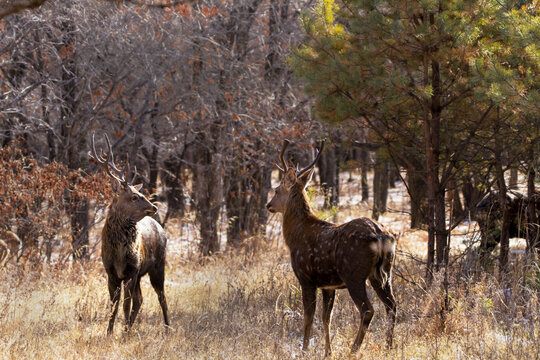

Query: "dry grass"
left=0, top=236, right=538, bottom=360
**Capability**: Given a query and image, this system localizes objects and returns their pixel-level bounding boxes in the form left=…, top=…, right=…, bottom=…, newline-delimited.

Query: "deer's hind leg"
left=149, top=264, right=169, bottom=326
left=345, top=280, right=373, bottom=353
left=369, top=276, right=396, bottom=348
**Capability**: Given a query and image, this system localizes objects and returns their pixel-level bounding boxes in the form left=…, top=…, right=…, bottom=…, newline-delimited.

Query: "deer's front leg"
left=301, top=284, right=317, bottom=352
left=106, top=274, right=121, bottom=336
left=322, top=289, right=336, bottom=356
left=122, top=265, right=139, bottom=331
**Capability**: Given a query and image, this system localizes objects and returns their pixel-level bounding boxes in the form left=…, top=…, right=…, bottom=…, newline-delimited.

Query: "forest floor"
left=0, top=173, right=538, bottom=359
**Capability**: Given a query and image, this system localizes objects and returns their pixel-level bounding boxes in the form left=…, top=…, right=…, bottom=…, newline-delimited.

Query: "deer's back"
left=288, top=216, right=394, bottom=288
left=334, top=217, right=395, bottom=269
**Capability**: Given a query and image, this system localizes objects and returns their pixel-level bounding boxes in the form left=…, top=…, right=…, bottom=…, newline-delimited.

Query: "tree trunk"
left=57, top=19, right=89, bottom=260
left=423, top=45, right=438, bottom=277
left=447, top=178, right=464, bottom=225
left=147, top=144, right=159, bottom=194
left=256, top=166, right=272, bottom=236
left=526, top=150, right=538, bottom=254
left=509, top=168, right=518, bottom=190
left=34, top=31, right=56, bottom=161
left=359, top=149, right=370, bottom=202
left=226, top=150, right=272, bottom=247
left=225, top=163, right=243, bottom=246
left=69, top=199, right=90, bottom=259
left=372, top=150, right=388, bottom=220
left=408, top=169, right=429, bottom=229
left=435, top=187, right=448, bottom=269
left=493, top=120, right=510, bottom=276
left=193, top=141, right=221, bottom=256
left=319, top=143, right=339, bottom=209
left=162, top=154, right=185, bottom=223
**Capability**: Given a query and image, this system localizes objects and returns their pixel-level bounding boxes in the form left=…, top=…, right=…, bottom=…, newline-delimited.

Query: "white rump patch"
left=369, top=240, right=380, bottom=254
left=383, top=238, right=396, bottom=254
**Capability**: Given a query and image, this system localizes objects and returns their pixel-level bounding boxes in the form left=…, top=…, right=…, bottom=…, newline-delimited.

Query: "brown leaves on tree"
left=0, top=142, right=111, bottom=264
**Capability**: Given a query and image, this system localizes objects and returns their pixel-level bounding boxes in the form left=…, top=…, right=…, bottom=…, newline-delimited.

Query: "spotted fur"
left=267, top=142, right=397, bottom=356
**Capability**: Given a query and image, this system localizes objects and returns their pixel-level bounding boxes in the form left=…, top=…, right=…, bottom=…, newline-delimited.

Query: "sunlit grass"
left=0, top=236, right=538, bottom=359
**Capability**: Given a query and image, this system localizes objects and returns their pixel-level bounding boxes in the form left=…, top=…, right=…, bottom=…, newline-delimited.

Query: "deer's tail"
left=374, top=234, right=396, bottom=287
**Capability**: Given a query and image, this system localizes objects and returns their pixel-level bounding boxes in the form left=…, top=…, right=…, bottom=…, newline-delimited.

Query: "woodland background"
left=0, top=0, right=539, bottom=359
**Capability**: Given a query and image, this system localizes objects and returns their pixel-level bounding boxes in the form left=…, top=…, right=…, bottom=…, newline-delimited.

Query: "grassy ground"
left=0, top=236, right=538, bottom=359
left=0, top=176, right=538, bottom=359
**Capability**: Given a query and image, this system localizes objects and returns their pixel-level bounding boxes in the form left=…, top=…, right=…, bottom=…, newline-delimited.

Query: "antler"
left=276, top=139, right=290, bottom=172
left=90, top=133, right=128, bottom=186
left=297, top=139, right=325, bottom=178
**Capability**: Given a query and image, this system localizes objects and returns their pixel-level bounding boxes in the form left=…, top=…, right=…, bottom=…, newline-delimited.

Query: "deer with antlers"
left=90, top=133, right=169, bottom=335
left=266, top=139, right=397, bottom=356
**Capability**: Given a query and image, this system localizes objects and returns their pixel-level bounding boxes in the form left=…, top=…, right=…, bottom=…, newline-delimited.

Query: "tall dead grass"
left=0, top=234, right=538, bottom=359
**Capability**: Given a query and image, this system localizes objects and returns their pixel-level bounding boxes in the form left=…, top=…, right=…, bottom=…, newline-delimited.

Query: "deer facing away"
left=266, top=140, right=397, bottom=356
left=90, top=134, right=169, bottom=335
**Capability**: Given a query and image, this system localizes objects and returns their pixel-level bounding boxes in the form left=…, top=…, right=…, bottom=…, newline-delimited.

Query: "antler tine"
left=90, top=133, right=127, bottom=185
left=278, top=139, right=290, bottom=172
left=90, top=133, right=107, bottom=164
left=125, top=153, right=132, bottom=185
left=297, top=138, right=326, bottom=177
left=130, top=165, right=138, bottom=185
left=103, top=134, right=128, bottom=184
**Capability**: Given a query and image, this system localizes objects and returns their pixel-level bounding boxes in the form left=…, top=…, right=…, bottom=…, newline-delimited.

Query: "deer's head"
left=266, top=139, right=325, bottom=214
left=90, top=133, right=157, bottom=222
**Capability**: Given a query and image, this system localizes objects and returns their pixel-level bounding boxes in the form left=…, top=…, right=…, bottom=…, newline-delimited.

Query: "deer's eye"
left=131, top=195, right=138, bottom=201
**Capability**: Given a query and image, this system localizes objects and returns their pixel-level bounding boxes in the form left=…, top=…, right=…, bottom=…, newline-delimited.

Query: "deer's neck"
left=103, top=206, right=137, bottom=246
left=284, top=186, right=312, bottom=219
left=282, top=186, right=325, bottom=248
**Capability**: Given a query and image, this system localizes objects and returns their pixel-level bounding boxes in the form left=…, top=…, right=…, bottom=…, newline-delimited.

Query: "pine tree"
left=291, top=0, right=539, bottom=275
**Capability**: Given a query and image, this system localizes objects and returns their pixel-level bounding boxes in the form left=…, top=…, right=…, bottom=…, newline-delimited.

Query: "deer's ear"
left=133, top=183, right=143, bottom=192
left=298, top=167, right=315, bottom=188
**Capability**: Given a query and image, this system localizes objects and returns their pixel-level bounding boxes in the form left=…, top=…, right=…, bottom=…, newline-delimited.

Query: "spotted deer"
left=266, top=139, right=397, bottom=356
left=90, top=134, right=169, bottom=335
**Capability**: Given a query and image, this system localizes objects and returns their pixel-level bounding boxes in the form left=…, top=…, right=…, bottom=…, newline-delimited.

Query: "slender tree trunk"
left=57, top=19, right=89, bottom=260
left=147, top=144, right=159, bottom=193
left=408, top=169, right=428, bottom=229
left=435, top=188, right=448, bottom=269
left=162, top=154, right=185, bottom=223
left=319, top=143, right=338, bottom=209
left=526, top=149, right=538, bottom=254
left=225, top=163, right=243, bottom=246
left=423, top=45, right=436, bottom=277
left=35, top=31, right=56, bottom=161
left=359, top=149, right=369, bottom=202
left=430, top=48, right=448, bottom=270
left=145, top=107, right=161, bottom=193
left=190, top=38, right=222, bottom=256
left=493, top=117, right=510, bottom=276
left=372, top=150, right=388, bottom=220
left=447, top=178, right=464, bottom=223
left=193, top=140, right=221, bottom=256
left=509, top=168, right=518, bottom=190
left=256, top=166, right=272, bottom=235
